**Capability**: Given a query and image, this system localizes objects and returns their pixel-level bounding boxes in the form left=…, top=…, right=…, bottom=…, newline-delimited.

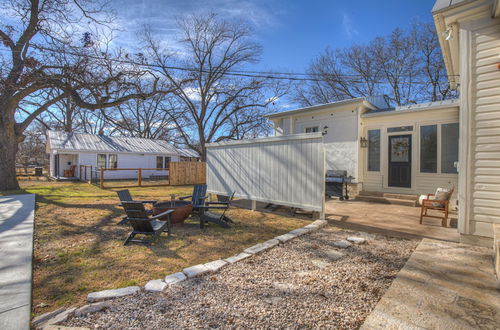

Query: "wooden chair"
left=63, top=165, right=76, bottom=177
left=116, top=190, right=157, bottom=225
left=179, top=184, right=208, bottom=214
left=198, top=191, right=235, bottom=229
left=121, top=201, right=173, bottom=245
left=420, top=186, right=455, bottom=227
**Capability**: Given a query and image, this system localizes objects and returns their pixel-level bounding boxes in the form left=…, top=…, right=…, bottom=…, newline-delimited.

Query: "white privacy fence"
left=206, top=133, right=325, bottom=213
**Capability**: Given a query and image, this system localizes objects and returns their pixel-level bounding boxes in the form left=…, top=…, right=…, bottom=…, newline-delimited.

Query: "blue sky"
left=112, top=0, right=437, bottom=72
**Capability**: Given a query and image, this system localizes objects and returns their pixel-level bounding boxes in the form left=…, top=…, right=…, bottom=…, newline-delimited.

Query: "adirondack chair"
left=116, top=189, right=157, bottom=225
left=420, top=186, right=455, bottom=227
left=121, top=201, right=173, bottom=245
left=198, top=191, right=235, bottom=229
left=179, top=184, right=208, bottom=214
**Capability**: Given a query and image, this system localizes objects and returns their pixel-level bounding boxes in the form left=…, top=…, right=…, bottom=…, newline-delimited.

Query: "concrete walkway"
left=362, top=238, right=500, bottom=329
left=0, top=194, right=35, bottom=330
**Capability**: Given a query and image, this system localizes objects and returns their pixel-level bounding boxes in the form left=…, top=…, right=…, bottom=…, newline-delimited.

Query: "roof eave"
left=361, top=101, right=460, bottom=118
left=265, top=98, right=375, bottom=120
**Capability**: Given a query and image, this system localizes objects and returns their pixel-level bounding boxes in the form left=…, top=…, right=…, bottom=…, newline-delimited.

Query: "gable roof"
left=46, top=131, right=179, bottom=155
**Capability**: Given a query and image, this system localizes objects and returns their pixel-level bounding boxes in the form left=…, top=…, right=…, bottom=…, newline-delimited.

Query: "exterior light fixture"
left=322, top=125, right=329, bottom=136
left=360, top=137, right=368, bottom=148
left=442, top=24, right=454, bottom=41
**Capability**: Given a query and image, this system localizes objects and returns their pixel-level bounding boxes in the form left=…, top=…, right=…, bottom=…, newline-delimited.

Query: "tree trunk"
left=0, top=123, right=21, bottom=191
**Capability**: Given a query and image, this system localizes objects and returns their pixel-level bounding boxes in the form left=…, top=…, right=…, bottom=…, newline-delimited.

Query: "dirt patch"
left=63, top=227, right=418, bottom=329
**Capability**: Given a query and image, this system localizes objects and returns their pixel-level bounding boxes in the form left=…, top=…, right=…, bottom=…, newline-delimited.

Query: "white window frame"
left=417, top=121, right=459, bottom=176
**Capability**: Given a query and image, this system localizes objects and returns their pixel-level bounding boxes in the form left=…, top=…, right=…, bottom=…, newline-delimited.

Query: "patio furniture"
left=63, top=165, right=76, bottom=177
left=420, top=186, right=454, bottom=227
left=198, top=191, right=235, bottom=229
left=179, top=184, right=208, bottom=214
left=153, top=200, right=193, bottom=225
left=116, top=189, right=157, bottom=225
left=121, top=201, right=173, bottom=245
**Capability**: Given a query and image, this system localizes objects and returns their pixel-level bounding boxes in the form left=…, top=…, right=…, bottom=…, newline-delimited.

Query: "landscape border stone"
left=87, top=286, right=141, bottom=303
left=60, top=218, right=329, bottom=328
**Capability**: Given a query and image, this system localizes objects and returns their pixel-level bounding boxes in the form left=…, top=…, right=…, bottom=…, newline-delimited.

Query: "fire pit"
left=153, top=200, right=193, bottom=225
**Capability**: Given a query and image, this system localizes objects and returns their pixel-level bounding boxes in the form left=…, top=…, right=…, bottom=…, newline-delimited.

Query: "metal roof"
left=266, top=97, right=377, bottom=119
left=177, top=148, right=200, bottom=158
left=362, top=99, right=460, bottom=117
left=47, top=131, right=179, bottom=155
left=432, top=0, right=473, bottom=13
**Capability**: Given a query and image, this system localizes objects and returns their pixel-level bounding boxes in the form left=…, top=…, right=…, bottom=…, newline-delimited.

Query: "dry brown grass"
left=1, top=181, right=312, bottom=316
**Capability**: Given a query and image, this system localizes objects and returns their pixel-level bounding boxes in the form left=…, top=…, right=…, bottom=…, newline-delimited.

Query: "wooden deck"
left=325, top=199, right=460, bottom=242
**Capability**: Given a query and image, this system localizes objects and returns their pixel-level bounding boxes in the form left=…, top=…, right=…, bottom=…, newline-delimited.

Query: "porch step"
left=355, top=192, right=418, bottom=207
left=358, top=191, right=419, bottom=201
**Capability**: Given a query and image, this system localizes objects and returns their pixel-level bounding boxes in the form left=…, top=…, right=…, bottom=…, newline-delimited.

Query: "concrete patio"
left=325, top=199, right=460, bottom=242
left=0, top=194, right=35, bottom=330
left=361, top=238, right=500, bottom=329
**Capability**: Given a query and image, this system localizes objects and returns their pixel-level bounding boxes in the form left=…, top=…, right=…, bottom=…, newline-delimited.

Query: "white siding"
left=76, top=152, right=180, bottom=180
left=468, top=18, right=500, bottom=237
left=206, top=134, right=325, bottom=212
left=361, top=107, right=459, bottom=203
left=277, top=107, right=359, bottom=178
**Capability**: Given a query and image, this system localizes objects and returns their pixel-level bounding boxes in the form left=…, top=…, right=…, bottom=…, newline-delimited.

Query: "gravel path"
left=64, top=227, right=418, bottom=329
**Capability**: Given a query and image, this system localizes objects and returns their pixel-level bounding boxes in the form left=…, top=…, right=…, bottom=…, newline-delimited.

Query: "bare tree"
left=0, top=0, right=165, bottom=190
left=145, top=14, right=286, bottom=160
left=295, top=21, right=454, bottom=107
left=294, top=46, right=382, bottom=106
left=16, top=126, right=46, bottom=174
left=99, top=80, right=177, bottom=140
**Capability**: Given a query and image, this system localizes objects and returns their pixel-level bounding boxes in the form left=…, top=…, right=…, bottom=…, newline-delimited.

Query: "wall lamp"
left=322, top=125, right=329, bottom=136
left=360, top=137, right=368, bottom=148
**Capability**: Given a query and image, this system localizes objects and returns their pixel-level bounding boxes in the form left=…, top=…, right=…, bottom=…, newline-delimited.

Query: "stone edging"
left=32, top=219, right=328, bottom=329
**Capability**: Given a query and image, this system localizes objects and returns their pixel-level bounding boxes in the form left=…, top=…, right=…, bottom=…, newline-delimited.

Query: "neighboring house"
left=178, top=148, right=201, bottom=162
left=267, top=97, right=460, bottom=204
left=433, top=0, right=500, bottom=246
left=46, top=131, right=180, bottom=180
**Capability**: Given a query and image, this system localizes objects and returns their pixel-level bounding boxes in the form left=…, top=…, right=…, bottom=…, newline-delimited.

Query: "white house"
left=267, top=97, right=460, bottom=202
left=46, top=131, right=181, bottom=180
left=433, top=0, right=500, bottom=246
left=267, top=0, right=500, bottom=247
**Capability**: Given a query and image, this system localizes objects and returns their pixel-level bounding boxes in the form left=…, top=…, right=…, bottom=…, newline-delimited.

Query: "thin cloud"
left=110, top=0, right=284, bottom=52
left=342, top=12, right=359, bottom=39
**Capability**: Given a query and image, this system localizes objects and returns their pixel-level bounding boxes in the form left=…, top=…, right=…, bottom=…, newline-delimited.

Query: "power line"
left=29, top=44, right=458, bottom=85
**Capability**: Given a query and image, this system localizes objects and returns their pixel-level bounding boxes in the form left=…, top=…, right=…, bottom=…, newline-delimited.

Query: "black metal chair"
left=116, top=190, right=157, bottom=225
left=198, top=191, right=235, bottom=229
left=121, top=201, right=173, bottom=245
left=179, top=184, right=208, bottom=214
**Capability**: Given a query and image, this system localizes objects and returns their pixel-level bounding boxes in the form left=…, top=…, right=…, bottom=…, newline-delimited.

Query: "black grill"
left=325, top=170, right=351, bottom=200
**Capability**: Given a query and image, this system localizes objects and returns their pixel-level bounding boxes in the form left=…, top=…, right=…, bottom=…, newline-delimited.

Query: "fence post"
left=100, top=168, right=104, bottom=189
left=138, top=168, right=142, bottom=187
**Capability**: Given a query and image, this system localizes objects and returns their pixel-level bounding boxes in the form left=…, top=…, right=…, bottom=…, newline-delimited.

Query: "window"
left=420, top=125, right=437, bottom=173
left=97, top=154, right=107, bottom=168
left=387, top=125, right=413, bottom=133
left=305, top=126, right=319, bottom=133
left=164, top=156, right=171, bottom=169
left=156, top=156, right=163, bottom=169
left=441, top=123, right=459, bottom=173
left=108, top=154, right=118, bottom=169
left=367, top=129, right=380, bottom=171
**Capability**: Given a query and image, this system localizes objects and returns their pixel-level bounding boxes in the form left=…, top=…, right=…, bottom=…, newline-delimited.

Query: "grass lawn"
left=1, top=181, right=313, bottom=316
